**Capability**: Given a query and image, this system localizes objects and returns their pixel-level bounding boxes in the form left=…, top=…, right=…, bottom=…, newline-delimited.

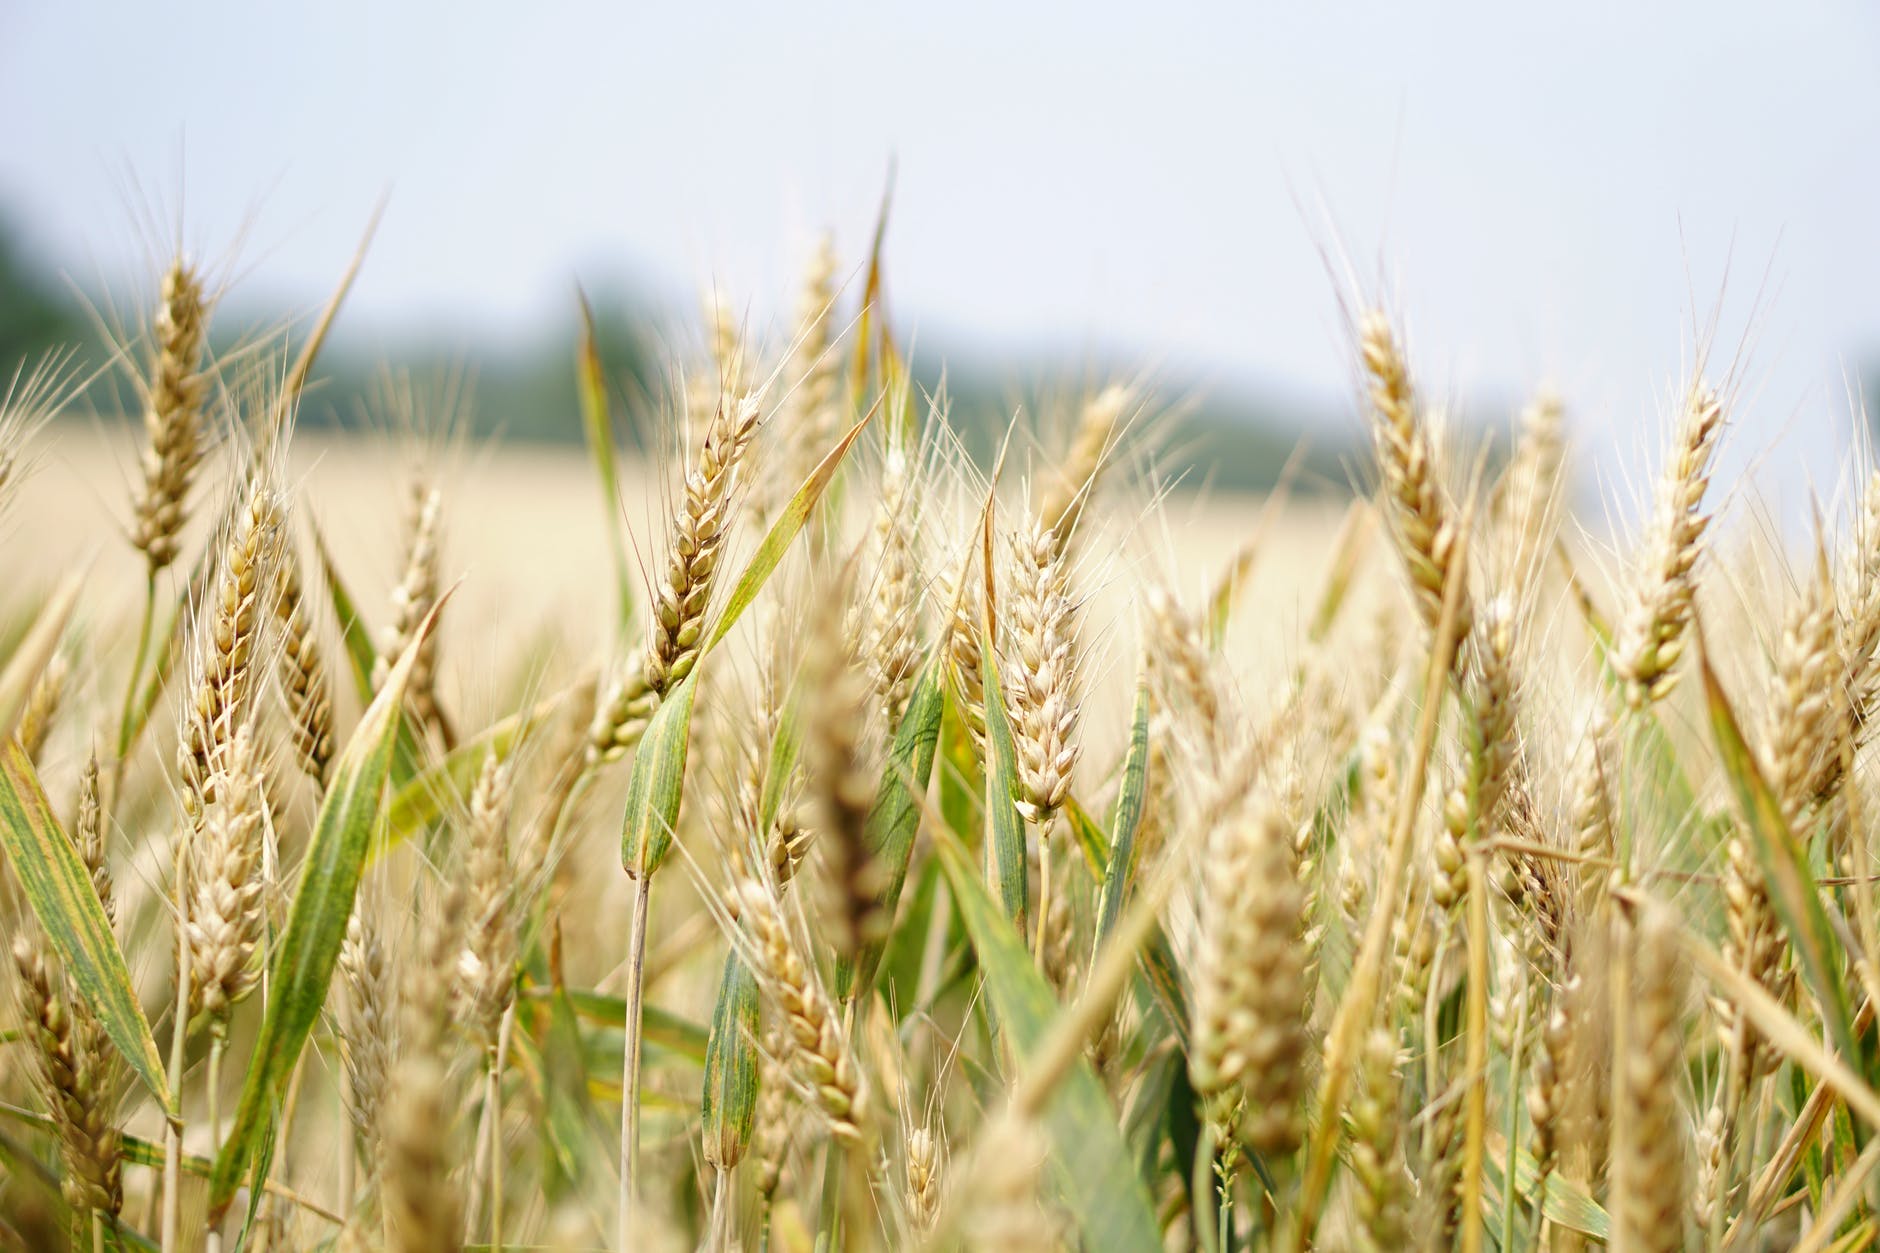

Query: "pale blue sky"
left=3, top=2, right=1878, bottom=508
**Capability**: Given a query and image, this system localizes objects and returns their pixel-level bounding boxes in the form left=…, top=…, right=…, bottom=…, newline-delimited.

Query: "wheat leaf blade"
left=379, top=681, right=575, bottom=854
left=576, top=291, right=636, bottom=634
left=1698, top=632, right=1859, bottom=1064
left=1094, top=671, right=1152, bottom=955
left=980, top=628, right=1028, bottom=931
left=836, top=652, right=945, bottom=1001
left=208, top=597, right=443, bottom=1215
left=706, top=404, right=877, bottom=656
left=0, top=738, right=171, bottom=1113
left=620, top=670, right=699, bottom=879
left=700, top=949, right=760, bottom=1169
left=933, top=828, right=1162, bottom=1251
left=0, top=570, right=81, bottom=740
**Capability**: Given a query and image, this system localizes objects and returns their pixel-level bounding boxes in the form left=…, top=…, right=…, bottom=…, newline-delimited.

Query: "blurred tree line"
left=0, top=214, right=1351, bottom=493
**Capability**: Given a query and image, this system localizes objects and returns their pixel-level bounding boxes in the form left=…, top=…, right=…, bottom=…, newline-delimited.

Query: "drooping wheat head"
left=859, top=439, right=924, bottom=729
left=1494, top=385, right=1566, bottom=582
left=905, top=1123, right=944, bottom=1233
left=340, top=901, right=395, bottom=1170
left=1347, top=1027, right=1409, bottom=1252
left=11, top=934, right=124, bottom=1218
left=381, top=880, right=466, bottom=1253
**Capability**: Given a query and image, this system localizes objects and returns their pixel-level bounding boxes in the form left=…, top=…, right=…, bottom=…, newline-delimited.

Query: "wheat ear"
left=129, top=259, right=211, bottom=574
left=12, top=934, right=125, bottom=1218
left=1614, top=383, right=1726, bottom=706
left=736, top=878, right=869, bottom=1142
left=1006, top=510, right=1080, bottom=826
left=1360, top=311, right=1471, bottom=642
left=1187, top=798, right=1308, bottom=1157
left=1614, top=907, right=1688, bottom=1253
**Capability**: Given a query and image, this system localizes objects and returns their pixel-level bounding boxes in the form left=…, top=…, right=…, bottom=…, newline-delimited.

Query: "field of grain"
left=0, top=240, right=1873, bottom=1253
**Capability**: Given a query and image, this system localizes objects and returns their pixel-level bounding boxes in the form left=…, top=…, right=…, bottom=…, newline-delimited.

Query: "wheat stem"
left=617, top=873, right=652, bottom=1249
left=161, top=837, right=190, bottom=1253
left=206, top=1033, right=226, bottom=1253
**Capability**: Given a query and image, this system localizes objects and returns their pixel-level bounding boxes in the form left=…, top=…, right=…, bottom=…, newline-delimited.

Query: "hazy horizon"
left=5, top=3, right=1880, bottom=516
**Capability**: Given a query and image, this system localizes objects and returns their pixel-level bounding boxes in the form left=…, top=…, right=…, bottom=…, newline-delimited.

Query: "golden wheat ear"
left=1359, top=310, right=1471, bottom=645
left=1614, top=382, right=1726, bottom=707
left=129, top=258, right=212, bottom=575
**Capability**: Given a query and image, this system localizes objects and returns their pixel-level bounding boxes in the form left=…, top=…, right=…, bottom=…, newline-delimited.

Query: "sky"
left=3, top=2, right=1879, bottom=515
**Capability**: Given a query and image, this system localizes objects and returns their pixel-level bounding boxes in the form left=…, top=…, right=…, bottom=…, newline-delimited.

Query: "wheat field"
left=0, top=227, right=1872, bottom=1253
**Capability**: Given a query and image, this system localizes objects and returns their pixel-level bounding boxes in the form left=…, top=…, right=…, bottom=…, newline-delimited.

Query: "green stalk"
left=489, top=1003, right=514, bottom=1252
left=709, top=1169, right=731, bottom=1251
left=1501, top=991, right=1528, bottom=1248
left=205, top=1032, right=226, bottom=1253
left=816, top=1136, right=845, bottom=1251
left=1033, top=828, right=1053, bottom=957
left=160, top=842, right=190, bottom=1253
left=1214, top=1147, right=1235, bottom=1253
left=618, top=874, right=653, bottom=1249
left=1461, top=843, right=1489, bottom=1253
